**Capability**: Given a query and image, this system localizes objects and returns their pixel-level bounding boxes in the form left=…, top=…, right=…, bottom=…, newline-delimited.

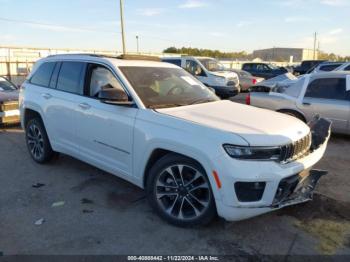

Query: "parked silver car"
left=247, top=72, right=350, bottom=134
left=230, top=69, right=264, bottom=92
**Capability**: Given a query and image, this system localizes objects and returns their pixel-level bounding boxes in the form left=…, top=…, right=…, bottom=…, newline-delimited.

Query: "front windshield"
left=198, top=59, right=225, bottom=72
left=0, top=77, right=17, bottom=91
left=119, top=66, right=219, bottom=109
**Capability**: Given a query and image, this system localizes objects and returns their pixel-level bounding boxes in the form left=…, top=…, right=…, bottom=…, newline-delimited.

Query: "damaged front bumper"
left=270, top=169, right=327, bottom=208
left=214, top=117, right=331, bottom=221
left=270, top=117, right=331, bottom=208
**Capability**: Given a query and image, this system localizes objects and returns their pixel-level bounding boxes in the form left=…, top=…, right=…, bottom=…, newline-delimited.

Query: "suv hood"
left=157, top=100, right=309, bottom=146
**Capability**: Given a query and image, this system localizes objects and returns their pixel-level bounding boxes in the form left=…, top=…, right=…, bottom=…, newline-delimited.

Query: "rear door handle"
left=41, top=93, right=52, bottom=100
left=303, top=102, right=311, bottom=106
left=78, top=103, right=91, bottom=110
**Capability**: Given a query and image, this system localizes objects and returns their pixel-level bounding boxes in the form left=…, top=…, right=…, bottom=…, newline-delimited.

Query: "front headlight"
left=223, top=144, right=281, bottom=161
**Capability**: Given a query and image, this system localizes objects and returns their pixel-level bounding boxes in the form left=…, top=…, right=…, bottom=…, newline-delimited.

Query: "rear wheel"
left=146, top=154, right=216, bottom=227
left=25, top=118, right=56, bottom=163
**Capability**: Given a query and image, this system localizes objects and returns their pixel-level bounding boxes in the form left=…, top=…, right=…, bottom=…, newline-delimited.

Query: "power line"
left=0, top=16, right=180, bottom=45
left=0, top=17, right=120, bottom=35
left=0, top=16, right=198, bottom=49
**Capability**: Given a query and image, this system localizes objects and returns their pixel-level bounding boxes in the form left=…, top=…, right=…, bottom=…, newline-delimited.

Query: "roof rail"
left=46, top=53, right=161, bottom=61
left=47, top=53, right=106, bottom=58
left=117, top=54, right=161, bottom=61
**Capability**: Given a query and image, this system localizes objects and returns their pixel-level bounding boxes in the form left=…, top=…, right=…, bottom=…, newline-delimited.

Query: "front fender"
left=134, top=139, right=225, bottom=201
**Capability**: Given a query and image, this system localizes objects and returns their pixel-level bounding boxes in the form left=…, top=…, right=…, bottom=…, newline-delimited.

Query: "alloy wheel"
left=155, top=164, right=211, bottom=220
left=27, top=123, right=44, bottom=160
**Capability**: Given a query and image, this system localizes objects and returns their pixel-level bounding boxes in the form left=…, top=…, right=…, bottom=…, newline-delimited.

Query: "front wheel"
left=25, top=118, right=56, bottom=163
left=146, top=154, right=216, bottom=227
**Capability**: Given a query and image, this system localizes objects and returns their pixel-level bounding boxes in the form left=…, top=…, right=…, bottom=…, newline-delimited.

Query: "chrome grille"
left=280, top=133, right=312, bottom=163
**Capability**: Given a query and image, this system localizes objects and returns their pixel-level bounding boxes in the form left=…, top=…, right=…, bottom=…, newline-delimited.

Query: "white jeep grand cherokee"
left=20, top=54, right=331, bottom=227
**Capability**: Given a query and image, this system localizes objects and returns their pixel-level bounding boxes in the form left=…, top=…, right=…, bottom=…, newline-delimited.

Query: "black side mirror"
left=98, top=85, right=134, bottom=106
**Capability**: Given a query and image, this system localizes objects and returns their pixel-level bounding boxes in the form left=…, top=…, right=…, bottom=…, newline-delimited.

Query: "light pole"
left=313, top=32, right=317, bottom=60
left=120, top=0, right=126, bottom=54
left=136, top=35, right=139, bottom=54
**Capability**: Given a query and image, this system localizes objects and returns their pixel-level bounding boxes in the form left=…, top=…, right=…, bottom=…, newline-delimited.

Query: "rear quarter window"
left=30, top=62, right=56, bottom=87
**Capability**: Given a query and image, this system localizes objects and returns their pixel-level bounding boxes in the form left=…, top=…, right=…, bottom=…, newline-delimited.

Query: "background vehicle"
left=247, top=72, right=350, bottom=134
left=293, top=60, right=327, bottom=75
left=309, top=62, right=350, bottom=74
left=230, top=69, right=264, bottom=92
left=249, top=73, right=298, bottom=93
left=0, top=76, right=20, bottom=125
left=162, top=56, right=240, bottom=98
left=21, top=54, right=329, bottom=227
left=241, top=63, right=288, bottom=79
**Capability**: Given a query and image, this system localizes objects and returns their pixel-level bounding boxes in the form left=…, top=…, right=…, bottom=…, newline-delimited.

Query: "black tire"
left=25, top=118, right=56, bottom=164
left=279, top=110, right=306, bottom=122
left=146, top=153, right=216, bottom=227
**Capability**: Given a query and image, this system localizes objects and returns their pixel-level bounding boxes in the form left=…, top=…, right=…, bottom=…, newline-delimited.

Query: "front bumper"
left=212, top=118, right=331, bottom=221
left=212, top=85, right=239, bottom=98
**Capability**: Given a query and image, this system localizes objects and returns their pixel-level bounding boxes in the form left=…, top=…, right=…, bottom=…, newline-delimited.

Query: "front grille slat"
left=280, top=133, right=312, bottom=164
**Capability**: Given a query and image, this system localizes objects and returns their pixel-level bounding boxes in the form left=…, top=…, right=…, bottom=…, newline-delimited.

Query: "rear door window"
left=305, top=78, right=347, bottom=100
left=57, top=62, right=86, bottom=95
left=30, top=62, right=56, bottom=87
left=344, top=65, right=350, bottom=71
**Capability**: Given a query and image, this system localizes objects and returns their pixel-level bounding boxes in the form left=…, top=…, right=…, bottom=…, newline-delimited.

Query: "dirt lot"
left=0, top=123, right=349, bottom=257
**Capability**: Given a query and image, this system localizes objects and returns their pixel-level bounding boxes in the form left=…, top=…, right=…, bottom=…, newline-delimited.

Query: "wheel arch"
left=277, top=108, right=307, bottom=123
left=143, top=148, right=207, bottom=188
left=23, top=107, right=44, bottom=128
left=141, top=146, right=222, bottom=201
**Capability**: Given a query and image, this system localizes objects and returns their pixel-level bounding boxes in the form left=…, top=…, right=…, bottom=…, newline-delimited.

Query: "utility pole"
left=136, top=35, right=139, bottom=54
left=313, top=32, right=317, bottom=60
left=120, top=0, right=126, bottom=54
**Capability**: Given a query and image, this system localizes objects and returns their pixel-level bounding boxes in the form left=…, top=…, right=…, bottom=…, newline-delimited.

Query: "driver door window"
left=185, top=60, right=204, bottom=77
left=88, top=65, right=124, bottom=98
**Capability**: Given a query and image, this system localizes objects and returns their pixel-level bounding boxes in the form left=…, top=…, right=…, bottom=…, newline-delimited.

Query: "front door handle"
left=303, top=102, right=311, bottom=106
left=41, top=93, right=52, bottom=100
left=78, top=103, right=91, bottom=110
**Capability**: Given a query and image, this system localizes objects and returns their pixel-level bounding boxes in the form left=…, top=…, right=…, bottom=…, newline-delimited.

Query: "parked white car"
left=20, top=54, right=330, bottom=226
left=310, top=62, right=350, bottom=74
left=162, top=56, right=240, bottom=98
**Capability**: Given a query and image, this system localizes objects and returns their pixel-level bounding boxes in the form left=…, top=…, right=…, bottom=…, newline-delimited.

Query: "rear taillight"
left=246, top=93, right=251, bottom=105
left=252, top=78, right=257, bottom=85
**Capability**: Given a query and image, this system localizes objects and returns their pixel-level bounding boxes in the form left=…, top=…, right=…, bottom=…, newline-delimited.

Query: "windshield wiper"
left=148, top=103, right=186, bottom=109
left=189, top=98, right=216, bottom=105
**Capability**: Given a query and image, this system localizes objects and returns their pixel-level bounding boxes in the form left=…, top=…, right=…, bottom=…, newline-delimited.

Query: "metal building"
left=252, top=48, right=318, bottom=63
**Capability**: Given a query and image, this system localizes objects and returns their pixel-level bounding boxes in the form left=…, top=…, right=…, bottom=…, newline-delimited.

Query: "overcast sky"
left=0, top=0, right=349, bottom=55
